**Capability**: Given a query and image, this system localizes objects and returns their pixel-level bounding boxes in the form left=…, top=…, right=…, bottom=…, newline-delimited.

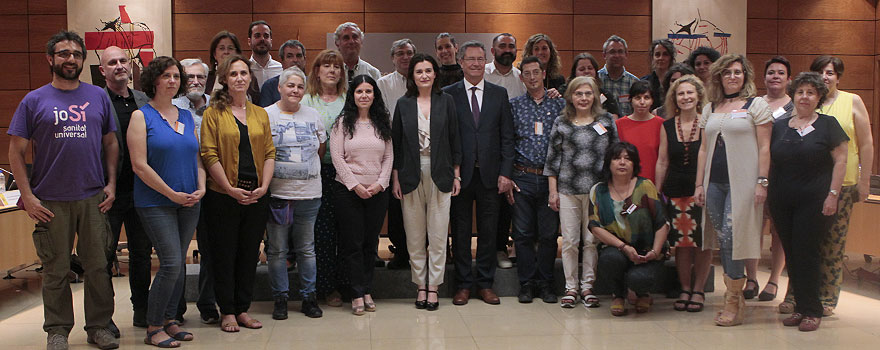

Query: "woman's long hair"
left=209, top=54, right=249, bottom=110
left=707, top=54, right=757, bottom=104
left=335, top=74, right=392, bottom=141
left=524, top=33, right=562, bottom=80
left=208, top=31, right=242, bottom=71
left=404, top=54, right=441, bottom=97
left=664, top=74, right=707, bottom=118
left=562, top=76, right=605, bottom=121
left=306, top=49, right=347, bottom=97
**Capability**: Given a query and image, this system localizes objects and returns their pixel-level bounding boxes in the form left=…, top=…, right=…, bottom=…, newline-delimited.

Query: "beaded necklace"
left=676, top=115, right=699, bottom=165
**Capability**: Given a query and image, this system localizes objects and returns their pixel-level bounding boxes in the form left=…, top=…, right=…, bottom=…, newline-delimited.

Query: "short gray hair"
left=334, top=22, right=363, bottom=41
left=279, top=40, right=305, bottom=58
left=457, top=40, right=486, bottom=62
left=602, top=35, right=628, bottom=52
left=390, top=38, right=416, bottom=57
left=279, top=66, right=307, bottom=86
left=179, top=58, right=209, bottom=74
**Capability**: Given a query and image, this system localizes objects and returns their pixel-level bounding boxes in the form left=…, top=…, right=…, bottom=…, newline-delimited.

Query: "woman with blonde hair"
left=655, top=74, right=710, bottom=312
left=694, top=54, right=772, bottom=326
left=523, top=33, right=565, bottom=90
left=544, top=76, right=618, bottom=309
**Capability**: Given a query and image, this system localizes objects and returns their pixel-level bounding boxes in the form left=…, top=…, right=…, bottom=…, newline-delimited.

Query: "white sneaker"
left=496, top=251, right=513, bottom=269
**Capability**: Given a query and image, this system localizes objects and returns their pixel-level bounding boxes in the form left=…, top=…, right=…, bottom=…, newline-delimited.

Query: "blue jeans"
left=511, top=171, right=559, bottom=284
left=265, top=198, right=321, bottom=298
left=137, top=204, right=200, bottom=327
left=706, top=182, right=744, bottom=279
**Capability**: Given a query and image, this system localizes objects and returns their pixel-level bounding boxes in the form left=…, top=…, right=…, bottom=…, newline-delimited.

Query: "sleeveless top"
left=134, top=104, right=199, bottom=207
left=818, top=91, right=859, bottom=186
left=661, top=117, right=701, bottom=197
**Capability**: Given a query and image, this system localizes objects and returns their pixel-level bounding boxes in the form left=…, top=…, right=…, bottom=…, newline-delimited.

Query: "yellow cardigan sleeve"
left=200, top=106, right=222, bottom=169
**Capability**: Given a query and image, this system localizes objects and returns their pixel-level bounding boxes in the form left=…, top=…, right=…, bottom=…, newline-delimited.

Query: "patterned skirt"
left=666, top=196, right=703, bottom=248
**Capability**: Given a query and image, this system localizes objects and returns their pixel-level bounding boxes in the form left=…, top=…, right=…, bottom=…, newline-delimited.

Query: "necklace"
left=676, top=116, right=699, bottom=165
left=610, top=178, right=633, bottom=201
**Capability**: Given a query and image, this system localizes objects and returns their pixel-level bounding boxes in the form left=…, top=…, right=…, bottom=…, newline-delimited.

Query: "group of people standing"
left=6, top=21, right=874, bottom=350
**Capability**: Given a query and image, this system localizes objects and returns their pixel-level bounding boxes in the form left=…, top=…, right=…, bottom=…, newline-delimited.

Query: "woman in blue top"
left=128, top=56, right=205, bottom=348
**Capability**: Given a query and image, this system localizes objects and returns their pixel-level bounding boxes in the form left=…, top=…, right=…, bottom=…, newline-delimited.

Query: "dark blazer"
left=105, top=87, right=149, bottom=178
left=392, top=92, right=462, bottom=194
left=442, top=80, right=514, bottom=188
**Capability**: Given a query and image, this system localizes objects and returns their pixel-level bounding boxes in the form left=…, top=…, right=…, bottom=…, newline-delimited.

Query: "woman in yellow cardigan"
left=200, top=54, right=275, bottom=333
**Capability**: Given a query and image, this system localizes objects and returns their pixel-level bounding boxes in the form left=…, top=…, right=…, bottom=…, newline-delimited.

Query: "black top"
left=108, top=88, right=138, bottom=193
left=769, top=114, right=848, bottom=200
left=709, top=98, right=756, bottom=185
left=545, top=74, right=566, bottom=91
left=661, top=117, right=701, bottom=197
left=437, top=64, right=464, bottom=89
left=641, top=72, right=663, bottom=111
left=558, top=84, right=621, bottom=117
left=235, top=118, right=258, bottom=182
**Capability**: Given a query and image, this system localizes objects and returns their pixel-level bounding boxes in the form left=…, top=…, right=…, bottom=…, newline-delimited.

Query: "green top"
left=588, top=177, right=668, bottom=254
left=301, top=93, right=345, bottom=164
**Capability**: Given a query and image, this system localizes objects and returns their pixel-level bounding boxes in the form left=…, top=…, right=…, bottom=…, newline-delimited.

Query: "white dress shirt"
left=250, top=54, right=283, bottom=89
left=462, top=78, right=485, bottom=113
left=377, top=70, right=408, bottom=118
left=346, top=58, right=382, bottom=81
left=484, top=62, right=526, bottom=99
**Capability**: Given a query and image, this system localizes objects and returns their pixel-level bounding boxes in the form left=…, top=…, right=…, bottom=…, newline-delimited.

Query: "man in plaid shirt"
left=597, top=35, right=640, bottom=116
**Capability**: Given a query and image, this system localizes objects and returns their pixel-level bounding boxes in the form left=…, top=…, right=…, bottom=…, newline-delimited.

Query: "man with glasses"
left=258, top=40, right=307, bottom=107
left=99, top=46, right=153, bottom=330
left=7, top=31, right=120, bottom=350
left=444, top=40, right=514, bottom=306
left=598, top=35, right=640, bottom=116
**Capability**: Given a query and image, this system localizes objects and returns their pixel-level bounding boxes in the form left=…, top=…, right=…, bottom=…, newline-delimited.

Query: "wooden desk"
left=0, top=208, right=39, bottom=273
left=845, top=196, right=880, bottom=257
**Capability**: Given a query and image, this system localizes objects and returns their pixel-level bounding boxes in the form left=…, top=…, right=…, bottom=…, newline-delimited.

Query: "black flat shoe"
left=415, top=289, right=427, bottom=309
left=743, top=279, right=759, bottom=300
left=758, top=282, right=778, bottom=301
left=426, top=291, right=439, bottom=311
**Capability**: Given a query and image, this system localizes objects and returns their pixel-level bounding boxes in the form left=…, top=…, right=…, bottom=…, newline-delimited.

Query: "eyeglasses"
left=393, top=51, right=414, bottom=58
left=186, top=74, right=207, bottom=81
left=54, top=50, right=84, bottom=60
left=462, top=57, right=486, bottom=63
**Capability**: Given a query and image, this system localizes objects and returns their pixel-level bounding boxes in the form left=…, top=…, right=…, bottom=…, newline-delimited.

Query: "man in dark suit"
left=443, top=41, right=515, bottom=305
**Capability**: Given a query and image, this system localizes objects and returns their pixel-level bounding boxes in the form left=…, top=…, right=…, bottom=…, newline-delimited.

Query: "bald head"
left=100, top=46, right=132, bottom=88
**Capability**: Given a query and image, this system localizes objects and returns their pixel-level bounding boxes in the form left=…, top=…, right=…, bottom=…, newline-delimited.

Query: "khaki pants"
left=402, top=156, right=451, bottom=286
left=33, top=192, right=114, bottom=336
left=559, top=193, right=598, bottom=292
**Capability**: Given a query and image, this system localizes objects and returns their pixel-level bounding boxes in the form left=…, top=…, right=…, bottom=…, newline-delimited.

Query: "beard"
left=186, top=88, right=205, bottom=101
left=253, top=44, right=270, bottom=56
left=494, top=52, right=515, bottom=67
left=52, top=61, right=83, bottom=81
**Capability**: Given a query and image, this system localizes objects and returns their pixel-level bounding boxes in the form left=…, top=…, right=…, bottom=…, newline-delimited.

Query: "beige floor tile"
left=778, top=326, right=880, bottom=347
left=670, top=329, right=791, bottom=350
left=461, top=312, right=565, bottom=337
left=267, top=315, right=370, bottom=342
left=573, top=331, right=694, bottom=350
left=472, top=335, right=586, bottom=350
left=454, top=297, right=552, bottom=316
left=369, top=312, right=471, bottom=339
left=268, top=338, right=371, bottom=350
left=371, top=337, right=479, bottom=350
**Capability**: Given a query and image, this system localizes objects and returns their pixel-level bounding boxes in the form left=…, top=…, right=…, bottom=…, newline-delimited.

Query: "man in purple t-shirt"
left=7, top=31, right=119, bottom=350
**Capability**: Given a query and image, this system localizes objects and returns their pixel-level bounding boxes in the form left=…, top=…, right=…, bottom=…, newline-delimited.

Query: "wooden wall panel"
left=466, top=14, right=573, bottom=50
left=0, top=91, right=29, bottom=128
left=173, top=0, right=253, bottom=14
left=466, top=0, right=572, bottom=14
left=29, top=53, right=50, bottom=90
left=365, top=0, right=465, bottom=13
left=778, top=0, right=875, bottom=20
left=0, top=16, right=30, bottom=53
left=851, top=90, right=874, bottom=116
left=746, top=19, right=777, bottom=54
left=28, top=15, right=67, bottom=53
left=28, top=0, right=66, bottom=15
left=786, top=55, right=875, bottom=91
left=173, top=14, right=254, bottom=52
left=571, top=15, right=651, bottom=52
left=0, top=2, right=28, bottom=14
left=365, top=13, right=466, bottom=33
left=259, top=13, right=365, bottom=54
left=573, top=0, right=651, bottom=15
left=778, top=20, right=875, bottom=55
left=0, top=54, right=31, bottom=90
left=747, top=0, right=778, bottom=19
left=254, top=0, right=364, bottom=14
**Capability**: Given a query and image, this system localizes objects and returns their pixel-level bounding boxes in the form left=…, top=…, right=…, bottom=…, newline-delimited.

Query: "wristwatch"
left=454, top=176, right=462, bottom=181
left=829, top=189, right=840, bottom=196
left=757, top=176, right=769, bottom=188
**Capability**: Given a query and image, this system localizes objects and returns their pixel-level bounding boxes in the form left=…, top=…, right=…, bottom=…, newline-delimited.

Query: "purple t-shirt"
left=7, top=83, right=116, bottom=201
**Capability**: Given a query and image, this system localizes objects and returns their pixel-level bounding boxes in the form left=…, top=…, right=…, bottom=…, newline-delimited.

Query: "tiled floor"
left=3, top=262, right=880, bottom=349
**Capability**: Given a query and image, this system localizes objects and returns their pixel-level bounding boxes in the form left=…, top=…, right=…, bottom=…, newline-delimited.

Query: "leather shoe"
left=453, top=289, right=470, bottom=305
left=517, top=282, right=534, bottom=303
left=478, top=288, right=501, bottom=305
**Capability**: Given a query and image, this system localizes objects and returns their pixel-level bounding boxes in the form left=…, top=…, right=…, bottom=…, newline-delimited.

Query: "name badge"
left=534, top=122, right=543, bottom=135
left=730, top=109, right=748, bottom=119
left=593, top=123, right=608, bottom=135
left=772, top=107, right=786, bottom=119
left=797, top=125, right=815, bottom=137
left=618, top=94, right=630, bottom=104
left=600, top=94, right=608, bottom=104
left=625, top=203, right=637, bottom=214
left=174, top=121, right=186, bottom=135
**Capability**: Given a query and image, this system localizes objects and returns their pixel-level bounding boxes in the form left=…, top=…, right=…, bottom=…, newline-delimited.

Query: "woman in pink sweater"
left=330, top=74, right=394, bottom=315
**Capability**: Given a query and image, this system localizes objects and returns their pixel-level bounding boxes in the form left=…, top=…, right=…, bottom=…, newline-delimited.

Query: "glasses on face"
left=54, top=50, right=84, bottom=60
left=462, top=57, right=486, bottom=64
left=393, top=51, right=414, bottom=58
left=186, top=74, right=207, bottom=81
left=574, top=91, right=594, bottom=98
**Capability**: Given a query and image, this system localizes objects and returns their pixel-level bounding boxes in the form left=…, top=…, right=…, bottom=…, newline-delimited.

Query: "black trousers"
left=195, top=208, right=217, bottom=315
left=597, top=246, right=663, bottom=298
left=387, top=196, right=409, bottom=259
left=334, top=183, right=389, bottom=298
left=769, top=192, right=828, bottom=318
left=451, top=167, right=499, bottom=290
left=203, top=189, right=268, bottom=315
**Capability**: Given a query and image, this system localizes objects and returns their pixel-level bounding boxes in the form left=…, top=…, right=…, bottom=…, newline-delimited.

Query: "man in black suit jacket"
left=443, top=41, right=515, bottom=305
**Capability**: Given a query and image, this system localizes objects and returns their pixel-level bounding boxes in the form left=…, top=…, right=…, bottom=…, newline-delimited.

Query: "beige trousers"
left=559, top=193, right=598, bottom=291
left=402, top=156, right=451, bottom=286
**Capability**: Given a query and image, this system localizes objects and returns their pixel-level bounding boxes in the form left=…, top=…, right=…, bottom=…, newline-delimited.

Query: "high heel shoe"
left=743, top=279, right=759, bottom=300
left=758, top=282, right=777, bottom=301
left=426, top=290, right=439, bottom=311
left=351, top=298, right=365, bottom=316
left=415, top=289, right=427, bottom=309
